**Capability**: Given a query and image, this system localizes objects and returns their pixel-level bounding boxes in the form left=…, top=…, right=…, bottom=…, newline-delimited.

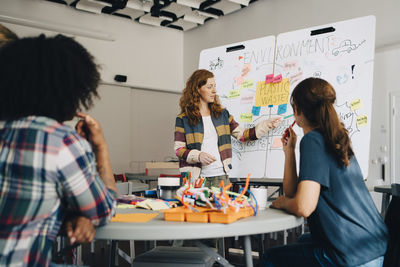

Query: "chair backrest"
left=159, top=174, right=181, bottom=178
left=116, top=182, right=132, bottom=195
left=383, top=195, right=400, bottom=267
left=114, top=173, right=127, bottom=182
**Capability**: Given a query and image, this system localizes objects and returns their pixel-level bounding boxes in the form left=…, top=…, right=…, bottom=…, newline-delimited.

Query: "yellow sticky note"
left=111, top=213, right=158, bottom=223
left=240, top=80, right=254, bottom=90
left=256, top=79, right=290, bottom=107
left=356, top=115, right=368, bottom=127
left=350, top=98, right=362, bottom=110
left=228, top=89, right=241, bottom=99
left=240, top=113, right=253, bottom=123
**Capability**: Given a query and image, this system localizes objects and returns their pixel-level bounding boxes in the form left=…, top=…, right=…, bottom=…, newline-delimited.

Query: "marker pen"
left=283, top=120, right=296, bottom=138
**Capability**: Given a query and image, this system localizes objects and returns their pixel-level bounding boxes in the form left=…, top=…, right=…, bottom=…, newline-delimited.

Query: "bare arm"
left=282, top=126, right=298, bottom=197
left=271, top=180, right=320, bottom=217
left=75, top=112, right=117, bottom=194
left=283, top=149, right=298, bottom=197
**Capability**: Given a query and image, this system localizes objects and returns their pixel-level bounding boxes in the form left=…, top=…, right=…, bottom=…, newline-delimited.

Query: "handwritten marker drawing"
left=332, top=39, right=366, bottom=56
left=209, top=57, right=224, bottom=70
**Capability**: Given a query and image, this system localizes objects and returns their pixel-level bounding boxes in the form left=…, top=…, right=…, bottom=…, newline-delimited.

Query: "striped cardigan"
left=174, top=109, right=258, bottom=179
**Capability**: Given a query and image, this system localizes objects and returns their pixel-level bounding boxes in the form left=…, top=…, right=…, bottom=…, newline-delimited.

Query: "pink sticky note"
left=236, top=76, right=244, bottom=86
left=265, top=74, right=274, bottom=84
left=273, top=74, right=282, bottom=83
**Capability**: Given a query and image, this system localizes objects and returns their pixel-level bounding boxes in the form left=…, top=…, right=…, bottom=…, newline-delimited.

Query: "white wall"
left=87, top=84, right=180, bottom=174
left=0, top=0, right=184, bottom=93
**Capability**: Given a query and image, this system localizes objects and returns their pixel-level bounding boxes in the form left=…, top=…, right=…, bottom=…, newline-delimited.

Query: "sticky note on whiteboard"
left=241, top=80, right=254, bottom=89
left=350, top=98, right=362, bottom=110
left=273, top=74, right=282, bottom=83
left=265, top=74, right=274, bottom=84
left=241, top=94, right=254, bottom=104
left=278, top=104, right=287, bottom=115
left=240, top=113, right=253, bottom=122
left=356, top=115, right=368, bottom=127
left=272, top=137, right=283, bottom=148
left=228, top=89, right=241, bottom=99
left=256, top=79, right=290, bottom=106
left=252, top=106, right=261, bottom=116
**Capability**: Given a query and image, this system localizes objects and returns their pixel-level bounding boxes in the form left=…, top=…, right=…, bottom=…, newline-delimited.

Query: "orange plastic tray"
left=208, top=207, right=254, bottom=223
left=185, top=207, right=210, bottom=223
left=163, top=206, right=254, bottom=224
left=162, top=207, right=192, bottom=222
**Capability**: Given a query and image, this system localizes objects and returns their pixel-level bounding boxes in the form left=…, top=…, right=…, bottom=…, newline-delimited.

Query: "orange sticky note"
left=111, top=213, right=158, bottom=223
left=272, top=137, right=283, bottom=148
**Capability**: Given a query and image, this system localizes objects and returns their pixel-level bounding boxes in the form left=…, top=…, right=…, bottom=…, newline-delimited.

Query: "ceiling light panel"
left=176, top=0, right=204, bottom=9
left=76, top=0, right=112, bottom=14
left=138, top=13, right=164, bottom=26
left=196, top=10, right=219, bottom=19
left=210, top=0, right=241, bottom=15
left=126, top=0, right=153, bottom=12
left=45, top=0, right=258, bottom=31
left=228, top=0, right=250, bottom=6
left=183, top=11, right=207, bottom=24
left=113, top=8, right=144, bottom=20
left=161, top=2, right=192, bottom=18
left=170, top=18, right=198, bottom=31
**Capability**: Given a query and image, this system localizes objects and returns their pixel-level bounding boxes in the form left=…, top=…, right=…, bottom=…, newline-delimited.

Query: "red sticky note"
left=273, top=74, right=282, bottom=83
left=265, top=74, right=274, bottom=84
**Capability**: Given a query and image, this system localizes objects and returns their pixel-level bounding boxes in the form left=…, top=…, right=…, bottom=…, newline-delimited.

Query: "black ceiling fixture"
left=46, top=0, right=258, bottom=31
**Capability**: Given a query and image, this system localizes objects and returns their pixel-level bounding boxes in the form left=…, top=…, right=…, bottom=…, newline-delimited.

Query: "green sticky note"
left=240, top=113, right=253, bottom=123
left=240, top=80, right=254, bottom=90
left=228, top=89, right=241, bottom=99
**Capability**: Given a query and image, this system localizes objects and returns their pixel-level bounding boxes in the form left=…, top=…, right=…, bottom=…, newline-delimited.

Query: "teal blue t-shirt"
left=299, top=130, right=388, bottom=266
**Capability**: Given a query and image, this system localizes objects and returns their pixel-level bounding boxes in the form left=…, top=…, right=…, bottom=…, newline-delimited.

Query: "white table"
left=96, top=208, right=303, bottom=266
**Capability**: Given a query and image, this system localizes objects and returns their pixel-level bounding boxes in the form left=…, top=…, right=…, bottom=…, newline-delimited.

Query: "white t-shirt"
left=200, top=116, right=225, bottom=177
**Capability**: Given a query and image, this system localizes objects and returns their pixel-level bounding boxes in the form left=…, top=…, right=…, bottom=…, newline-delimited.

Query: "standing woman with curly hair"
left=264, top=78, right=388, bottom=267
left=174, top=69, right=282, bottom=187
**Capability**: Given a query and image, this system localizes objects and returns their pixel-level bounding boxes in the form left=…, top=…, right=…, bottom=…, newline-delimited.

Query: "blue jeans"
left=262, top=233, right=384, bottom=267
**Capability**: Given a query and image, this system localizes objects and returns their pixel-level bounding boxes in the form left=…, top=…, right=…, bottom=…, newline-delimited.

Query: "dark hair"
left=0, top=24, right=18, bottom=46
left=179, top=69, right=224, bottom=126
left=291, top=77, right=354, bottom=166
left=0, top=34, right=100, bottom=122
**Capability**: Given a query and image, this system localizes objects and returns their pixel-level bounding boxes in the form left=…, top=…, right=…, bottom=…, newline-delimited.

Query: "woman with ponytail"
left=263, top=78, right=388, bottom=267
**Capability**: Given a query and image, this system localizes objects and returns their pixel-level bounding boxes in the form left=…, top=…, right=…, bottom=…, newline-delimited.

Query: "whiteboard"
left=199, top=36, right=276, bottom=178
left=199, top=16, right=376, bottom=179
left=268, top=15, right=376, bottom=178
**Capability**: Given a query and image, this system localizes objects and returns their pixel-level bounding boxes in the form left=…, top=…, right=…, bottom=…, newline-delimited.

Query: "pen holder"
left=157, top=177, right=180, bottom=200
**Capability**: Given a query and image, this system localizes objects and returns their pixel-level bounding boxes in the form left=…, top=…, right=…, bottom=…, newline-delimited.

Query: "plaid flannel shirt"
left=0, top=116, right=116, bottom=267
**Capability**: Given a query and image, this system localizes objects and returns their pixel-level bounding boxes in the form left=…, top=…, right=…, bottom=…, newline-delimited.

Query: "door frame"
left=390, top=91, right=400, bottom=184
